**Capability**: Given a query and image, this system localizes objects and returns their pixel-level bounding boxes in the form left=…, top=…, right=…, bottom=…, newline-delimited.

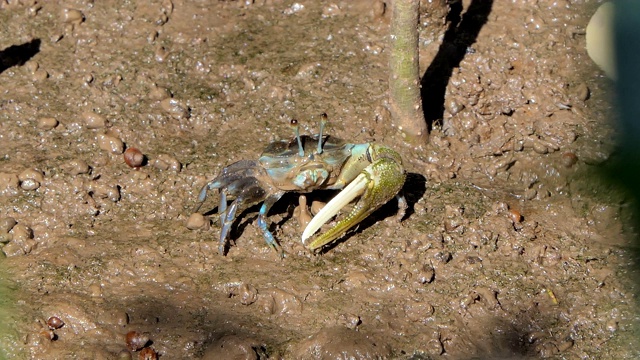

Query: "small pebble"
left=186, top=213, right=206, bottom=230
left=138, top=347, right=157, bottom=360
left=37, top=117, right=58, bottom=130
left=46, top=316, right=64, bottom=329
left=97, top=133, right=124, bottom=154
left=125, top=331, right=149, bottom=352
left=508, top=208, right=522, bottom=223
left=124, top=148, right=145, bottom=168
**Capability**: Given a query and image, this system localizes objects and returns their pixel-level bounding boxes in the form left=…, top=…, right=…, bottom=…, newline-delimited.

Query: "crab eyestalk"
left=301, top=145, right=406, bottom=250
left=290, top=119, right=304, bottom=157
left=317, top=112, right=328, bottom=154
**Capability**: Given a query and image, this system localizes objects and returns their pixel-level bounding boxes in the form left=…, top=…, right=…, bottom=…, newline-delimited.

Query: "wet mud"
left=0, top=0, right=638, bottom=359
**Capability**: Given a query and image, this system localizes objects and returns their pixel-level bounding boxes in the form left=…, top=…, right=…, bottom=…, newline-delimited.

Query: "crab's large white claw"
left=301, top=172, right=369, bottom=245
left=301, top=149, right=406, bottom=251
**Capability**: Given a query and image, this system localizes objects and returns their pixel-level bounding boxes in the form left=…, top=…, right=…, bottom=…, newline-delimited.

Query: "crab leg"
left=256, top=193, right=285, bottom=257
left=219, top=197, right=239, bottom=254
left=301, top=151, right=406, bottom=250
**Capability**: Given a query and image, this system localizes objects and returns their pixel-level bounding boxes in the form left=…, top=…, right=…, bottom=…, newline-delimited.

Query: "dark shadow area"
left=421, top=1, right=493, bottom=130
left=0, top=39, right=41, bottom=74
left=115, top=296, right=272, bottom=358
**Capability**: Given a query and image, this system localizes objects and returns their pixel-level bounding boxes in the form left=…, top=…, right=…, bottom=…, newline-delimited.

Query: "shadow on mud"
left=421, top=0, right=493, bottom=130
left=0, top=39, right=40, bottom=74
left=116, top=296, right=270, bottom=358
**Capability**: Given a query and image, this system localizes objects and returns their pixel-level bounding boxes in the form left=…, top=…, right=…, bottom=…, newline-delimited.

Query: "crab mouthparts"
left=301, top=173, right=369, bottom=245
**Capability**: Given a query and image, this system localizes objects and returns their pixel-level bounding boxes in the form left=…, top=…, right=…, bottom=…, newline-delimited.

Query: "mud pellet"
left=62, top=8, right=84, bottom=24
left=557, top=339, right=573, bottom=352
left=0, top=173, right=20, bottom=195
left=37, top=117, right=58, bottom=130
left=18, top=169, right=44, bottom=190
left=117, top=350, right=132, bottom=360
left=339, top=313, right=361, bottom=329
left=148, top=85, right=170, bottom=101
left=2, top=241, right=24, bottom=257
left=417, top=265, right=435, bottom=284
left=186, top=213, right=206, bottom=230
left=524, top=188, right=537, bottom=200
left=20, top=178, right=39, bottom=191
left=371, top=1, right=386, bottom=18
left=25, top=61, right=38, bottom=74
left=97, top=133, right=124, bottom=154
left=575, top=83, right=590, bottom=101
left=238, top=283, right=258, bottom=305
left=532, top=141, right=548, bottom=154
left=445, top=98, right=464, bottom=116
left=11, top=224, right=33, bottom=242
left=0, top=217, right=17, bottom=234
left=32, top=69, right=48, bottom=81
left=64, top=159, right=90, bottom=175
left=91, top=183, right=120, bottom=202
left=83, top=111, right=107, bottom=129
left=152, top=154, right=181, bottom=172
left=561, top=152, right=578, bottom=168
left=160, top=98, right=189, bottom=119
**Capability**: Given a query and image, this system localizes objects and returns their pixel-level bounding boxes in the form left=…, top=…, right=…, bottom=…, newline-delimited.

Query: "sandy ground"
left=0, top=0, right=638, bottom=359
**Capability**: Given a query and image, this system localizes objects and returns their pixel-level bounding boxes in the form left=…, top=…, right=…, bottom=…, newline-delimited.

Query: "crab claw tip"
left=301, top=172, right=369, bottom=247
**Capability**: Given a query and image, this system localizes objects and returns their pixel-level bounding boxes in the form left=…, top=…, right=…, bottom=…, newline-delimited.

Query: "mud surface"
left=0, top=0, right=639, bottom=359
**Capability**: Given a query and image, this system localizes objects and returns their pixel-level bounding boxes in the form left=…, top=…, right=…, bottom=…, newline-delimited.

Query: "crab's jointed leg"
left=194, top=160, right=273, bottom=255
left=256, top=193, right=285, bottom=257
left=301, top=145, right=406, bottom=250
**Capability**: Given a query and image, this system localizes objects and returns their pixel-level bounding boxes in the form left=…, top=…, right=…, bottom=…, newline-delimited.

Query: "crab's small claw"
left=301, top=146, right=406, bottom=250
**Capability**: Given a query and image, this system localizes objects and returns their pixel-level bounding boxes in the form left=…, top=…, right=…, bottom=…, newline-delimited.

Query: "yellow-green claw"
left=302, top=148, right=406, bottom=250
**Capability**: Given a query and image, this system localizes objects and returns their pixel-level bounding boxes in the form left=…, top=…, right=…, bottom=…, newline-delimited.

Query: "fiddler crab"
left=193, top=113, right=407, bottom=257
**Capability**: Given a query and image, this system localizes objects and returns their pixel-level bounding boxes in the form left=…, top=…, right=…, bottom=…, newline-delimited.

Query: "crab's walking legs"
left=256, top=193, right=285, bottom=257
